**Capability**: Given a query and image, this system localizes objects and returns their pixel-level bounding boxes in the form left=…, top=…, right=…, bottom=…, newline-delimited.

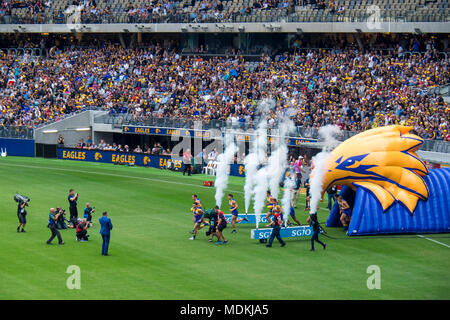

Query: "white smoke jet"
left=281, top=172, right=296, bottom=226
left=244, top=152, right=258, bottom=214
left=214, top=132, right=238, bottom=207
left=243, top=100, right=272, bottom=214
left=267, top=114, right=295, bottom=199
left=309, top=125, right=341, bottom=214
left=253, top=166, right=269, bottom=229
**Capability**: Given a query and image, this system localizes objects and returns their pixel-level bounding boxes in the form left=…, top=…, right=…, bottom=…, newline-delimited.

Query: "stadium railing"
left=93, top=114, right=449, bottom=152
left=1, top=8, right=448, bottom=25
left=0, top=126, right=34, bottom=140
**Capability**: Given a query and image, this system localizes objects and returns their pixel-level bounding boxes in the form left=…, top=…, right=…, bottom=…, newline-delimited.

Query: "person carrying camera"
left=76, top=219, right=89, bottom=242
left=46, top=208, right=64, bottom=245
left=83, top=203, right=95, bottom=226
left=17, top=200, right=28, bottom=233
left=55, top=207, right=68, bottom=229
left=68, top=189, right=79, bottom=228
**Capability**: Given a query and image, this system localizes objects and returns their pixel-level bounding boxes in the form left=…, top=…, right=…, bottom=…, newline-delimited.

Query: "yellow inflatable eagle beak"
left=321, top=125, right=429, bottom=214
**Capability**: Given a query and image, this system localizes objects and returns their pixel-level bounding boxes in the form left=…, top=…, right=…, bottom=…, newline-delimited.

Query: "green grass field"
left=0, top=156, right=449, bottom=300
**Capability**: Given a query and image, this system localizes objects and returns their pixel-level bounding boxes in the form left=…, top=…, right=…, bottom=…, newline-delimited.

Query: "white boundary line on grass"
left=0, top=161, right=329, bottom=212
left=417, top=235, right=450, bottom=248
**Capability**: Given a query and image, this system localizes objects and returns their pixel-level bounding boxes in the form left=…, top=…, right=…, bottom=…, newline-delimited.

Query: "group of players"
left=187, top=189, right=311, bottom=245
left=187, top=179, right=352, bottom=245
left=189, top=193, right=249, bottom=244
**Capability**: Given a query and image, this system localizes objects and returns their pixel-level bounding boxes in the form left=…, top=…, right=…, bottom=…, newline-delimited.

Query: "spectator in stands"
left=0, top=38, right=448, bottom=141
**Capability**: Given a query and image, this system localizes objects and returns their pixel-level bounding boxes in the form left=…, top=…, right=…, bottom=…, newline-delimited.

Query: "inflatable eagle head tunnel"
left=319, top=125, right=450, bottom=235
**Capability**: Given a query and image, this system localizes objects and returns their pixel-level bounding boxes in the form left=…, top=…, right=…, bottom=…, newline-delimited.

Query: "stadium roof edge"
left=1, top=22, right=449, bottom=34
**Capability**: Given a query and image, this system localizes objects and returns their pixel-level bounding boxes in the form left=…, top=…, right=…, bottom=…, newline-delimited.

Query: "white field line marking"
left=0, top=161, right=330, bottom=212
left=417, top=235, right=450, bottom=248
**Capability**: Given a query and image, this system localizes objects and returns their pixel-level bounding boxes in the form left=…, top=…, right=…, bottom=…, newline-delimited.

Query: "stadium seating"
left=1, top=0, right=449, bottom=24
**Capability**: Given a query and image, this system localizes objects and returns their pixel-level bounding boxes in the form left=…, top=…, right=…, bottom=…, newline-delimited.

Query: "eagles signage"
left=58, top=148, right=246, bottom=177
left=58, top=148, right=184, bottom=170
left=122, top=125, right=317, bottom=146
left=122, top=126, right=212, bottom=139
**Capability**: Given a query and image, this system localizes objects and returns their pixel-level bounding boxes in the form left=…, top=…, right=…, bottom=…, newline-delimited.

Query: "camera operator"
left=204, top=207, right=218, bottom=242
left=76, top=219, right=89, bottom=242
left=83, top=203, right=95, bottom=226
left=17, top=200, right=28, bottom=233
left=46, top=208, right=64, bottom=245
left=215, top=206, right=228, bottom=245
left=68, top=189, right=79, bottom=228
left=55, top=207, right=68, bottom=229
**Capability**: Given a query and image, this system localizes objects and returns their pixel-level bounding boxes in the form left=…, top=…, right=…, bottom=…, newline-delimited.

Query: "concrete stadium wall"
left=34, top=110, right=106, bottom=147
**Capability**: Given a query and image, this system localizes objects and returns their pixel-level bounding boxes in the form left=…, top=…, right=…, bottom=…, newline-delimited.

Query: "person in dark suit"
left=68, top=189, right=79, bottom=228
left=308, top=213, right=326, bottom=251
left=99, top=211, right=113, bottom=256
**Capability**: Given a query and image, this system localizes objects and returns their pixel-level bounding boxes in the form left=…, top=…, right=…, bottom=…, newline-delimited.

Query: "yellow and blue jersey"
left=194, top=208, right=204, bottom=223
left=194, top=197, right=202, bottom=208
left=229, top=199, right=239, bottom=216
left=266, top=197, right=273, bottom=211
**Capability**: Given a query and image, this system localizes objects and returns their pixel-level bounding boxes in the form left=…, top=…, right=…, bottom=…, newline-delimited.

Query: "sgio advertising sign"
left=251, top=226, right=315, bottom=240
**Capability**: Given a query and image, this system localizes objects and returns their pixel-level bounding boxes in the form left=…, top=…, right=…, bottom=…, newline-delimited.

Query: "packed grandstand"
left=0, top=0, right=448, bottom=143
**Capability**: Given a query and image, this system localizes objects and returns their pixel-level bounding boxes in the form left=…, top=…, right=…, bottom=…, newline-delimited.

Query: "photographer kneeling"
left=76, top=219, right=89, bottom=242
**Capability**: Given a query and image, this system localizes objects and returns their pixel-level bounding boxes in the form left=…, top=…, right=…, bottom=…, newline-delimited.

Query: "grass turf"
left=0, top=156, right=449, bottom=300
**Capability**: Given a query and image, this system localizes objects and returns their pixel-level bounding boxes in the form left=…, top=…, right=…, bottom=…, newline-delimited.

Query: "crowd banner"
left=0, top=138, right=35, bottom=157
left=122, top=125, right=318, bottom=146
left=122, top=125, right=213, bottom=139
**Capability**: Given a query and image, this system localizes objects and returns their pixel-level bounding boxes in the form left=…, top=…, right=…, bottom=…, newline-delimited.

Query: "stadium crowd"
left=0, top=37, right=449, bottom=140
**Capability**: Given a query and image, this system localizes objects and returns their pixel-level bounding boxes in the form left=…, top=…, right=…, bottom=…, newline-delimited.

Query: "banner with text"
left=122, top=125, right=317, bottom=146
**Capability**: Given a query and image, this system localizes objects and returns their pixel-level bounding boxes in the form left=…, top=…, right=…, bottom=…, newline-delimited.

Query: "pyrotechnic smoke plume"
left=215, top=132, right=238, bottom=207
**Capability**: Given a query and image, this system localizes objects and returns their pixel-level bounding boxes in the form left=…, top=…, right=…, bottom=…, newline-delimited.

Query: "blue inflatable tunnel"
left=326, top=168, right=450, bottom=236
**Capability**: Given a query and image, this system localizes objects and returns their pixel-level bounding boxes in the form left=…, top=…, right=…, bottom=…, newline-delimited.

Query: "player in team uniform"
left=228, top=194, right=248, bottom=233
left=265, top=197, right=280, bottom=226
left=285, top=202, right=302, bottom=226
left=189, top=202, right=205, bottom=240
left=265, top=191, right=274, bottom=224
left=192, top=194, right=202, bottom=208
left=337, top=195, right=352, bottom=231
left=189, top=194, right=207, bottom=234
left=304, top=178, right=311, bottom=211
